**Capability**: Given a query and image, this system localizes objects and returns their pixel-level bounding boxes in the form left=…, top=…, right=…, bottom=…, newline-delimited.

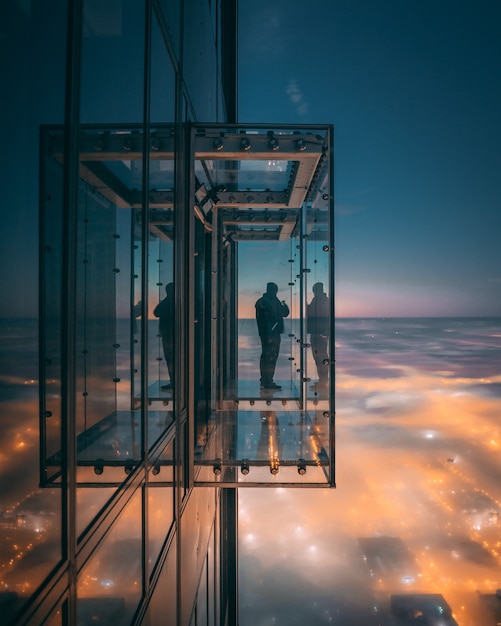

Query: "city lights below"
left=238, top=319, right=501, bottom=625
left=1, top=318, right=501, bottom=625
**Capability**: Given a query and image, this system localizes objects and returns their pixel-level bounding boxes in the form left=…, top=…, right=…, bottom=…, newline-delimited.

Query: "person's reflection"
left=257, top=410, right=282, bottom=474
left=154, top=282, right=175, bottom=391
left=255, top=282, right=289, bottom=390
left=307, top=282, right=330, bottom=390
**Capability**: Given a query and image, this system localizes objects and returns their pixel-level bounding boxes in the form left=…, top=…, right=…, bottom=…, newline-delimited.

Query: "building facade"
left=1, top=1, right=334, bottom=625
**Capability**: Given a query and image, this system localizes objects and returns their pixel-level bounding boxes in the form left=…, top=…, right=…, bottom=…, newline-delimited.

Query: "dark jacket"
left=154, top=296, right=174, bottom=337
left=255, top=293, right=289, bottom=337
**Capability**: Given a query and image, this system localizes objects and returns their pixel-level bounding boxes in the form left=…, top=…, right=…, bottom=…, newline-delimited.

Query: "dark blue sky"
left=238, top=0, right=501, bottom=316
left=2, top=1, right=500, bottom=319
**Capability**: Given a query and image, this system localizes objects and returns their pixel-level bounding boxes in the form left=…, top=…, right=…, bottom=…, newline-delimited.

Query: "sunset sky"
left=238, top=0, right=501, bottom=317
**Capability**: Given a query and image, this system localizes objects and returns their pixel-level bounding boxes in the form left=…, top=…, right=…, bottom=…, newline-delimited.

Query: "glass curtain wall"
left=0, top=0, right=236, bottom=623
left=3, top=1, right=334, bottom=622
left=0, top=3, right=67, bottom=624
left=36, top=1, right=180, bottom=625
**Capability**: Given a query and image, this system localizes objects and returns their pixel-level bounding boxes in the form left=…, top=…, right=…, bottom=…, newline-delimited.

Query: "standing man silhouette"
left=307, top=282, right=330, bottom=388
left=255, top=282, right=289, bottom=390
left=154, top=282, right=175, bottom=390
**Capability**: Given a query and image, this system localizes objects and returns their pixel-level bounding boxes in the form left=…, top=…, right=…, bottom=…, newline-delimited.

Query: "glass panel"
left=45, top=607, right=63, bottom=626
left=81, top=0, right=144, bottom=124
left=193, top=216, right=212, bottom=454
left=40, top=124, right=332, bottom=496
left=77, top=488, right=116, bottom=539
left=40, top=131, right=64, bottom=485
left=148, top=438, right=175, bottom=575
left=301, top=171, right=333, bottom=483
left=141, top=538, right=177, bottom=626
left=40, top=126, right=176, bottom=498
left=183, top=0, right=218, bottom=120
left=150, top=15, right=176, bottom=123
left=236, top=240, right=300, bottom=398
left=192, top=125, right=334, bottom=486
left=74, top=127, right=148, bottom=501
left=157, top=0, right=181, bottom=60
left=195, top=158, right=293, bottom=192
left=72, top=0, right=146, bottom=540
left=147, top=131, right=176, bottom=431
left=132, top=210, right=143, bottom=411
left=195, top=557, right=208, bottom=625
left=77, top=489, right=143, bottom=624
left=75, top=149, right=124, bottom=490
left=149, top=236, right=175, bottom=402
left=2, top=1, right=66, bottom=619
left=207, top=532, right=216, bottom=626
left=148, top=16, right=176, bottom=415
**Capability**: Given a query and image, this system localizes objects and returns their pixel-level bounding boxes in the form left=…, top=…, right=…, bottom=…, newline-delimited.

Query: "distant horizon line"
left=2, top=315, right=501, bottom=321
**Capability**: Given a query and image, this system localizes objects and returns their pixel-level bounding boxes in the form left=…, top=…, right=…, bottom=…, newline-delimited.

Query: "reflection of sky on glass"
left=105, top=158, right=174, bottom=190
left=235, top=159, right=291, bottom=191
left=115, top=209, right=174, bottom=320
left=239, top=318, right=501, bottom=625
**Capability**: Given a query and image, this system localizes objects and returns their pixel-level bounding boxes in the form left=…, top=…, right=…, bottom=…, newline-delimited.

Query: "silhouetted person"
left=307, top=282, right=330, bottom=388
left=154, top=282, right=175, bottom=390
left=255, top=282, right=289, bottom=390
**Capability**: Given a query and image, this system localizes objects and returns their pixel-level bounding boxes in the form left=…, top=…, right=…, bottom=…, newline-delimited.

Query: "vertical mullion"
left=141, top=0, right=153, bottom=596
left=62, top=0, right=83, bottom=622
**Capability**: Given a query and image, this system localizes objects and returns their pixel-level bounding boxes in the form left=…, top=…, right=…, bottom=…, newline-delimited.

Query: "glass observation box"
left=39, top=123, right=334, bottom=488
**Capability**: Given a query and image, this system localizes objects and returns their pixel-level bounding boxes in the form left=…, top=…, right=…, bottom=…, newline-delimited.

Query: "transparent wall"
left=77, top=489, right=143, bottom=624
left=80, top=1, right=144, bottom=124
left=237, top=239, right=300, bottom=398
left=38, top=2, right=180, bottom=621
left=40, top=124, right=333, bottom=490
left=40, top=117, right=177, bottom=614
left=191, top=125, right=334, bottom=486
left=40, top=125, right=176, bottom=488
left=0, top=3, right=67, bottom=622
left=74, top=146, right=125, bottom=489
left=40, top=137, right=65, bottom=485
left=183, top=0, right=220, bottom=120
left=142, top=539, right=177, bottom=626
left=5, top=0, right=236, bottom=622
left=149, top=7, right=177, bottom=405
left=148, top=437, right=175, bottom=577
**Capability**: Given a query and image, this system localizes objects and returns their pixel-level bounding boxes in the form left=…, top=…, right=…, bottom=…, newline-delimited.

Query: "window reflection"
left=148, top=440, right=175, bottom=574
left=40, top=127, right=176, bottom=489
left=77, top=490, right=142, bottom=624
